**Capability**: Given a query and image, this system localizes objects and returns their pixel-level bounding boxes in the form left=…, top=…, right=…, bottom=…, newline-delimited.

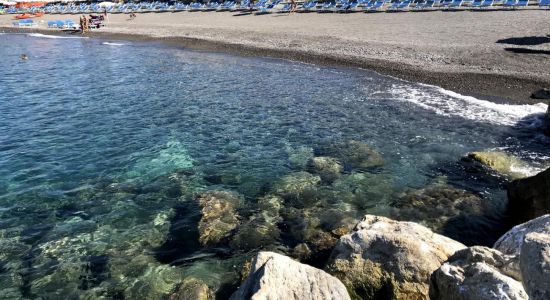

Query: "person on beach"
left=20, top=54, right=28, bottom=60
left=79, top=15, right=86, bottom=34
left=249, top=0, right=255, bottom=11
left=290, top=0, right=297, bottom=12
left=129, top=12, right=136, bottom=20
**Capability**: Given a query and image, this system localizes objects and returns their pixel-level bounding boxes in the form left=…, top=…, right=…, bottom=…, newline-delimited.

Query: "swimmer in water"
left=20, top=54, right=28, bottom=60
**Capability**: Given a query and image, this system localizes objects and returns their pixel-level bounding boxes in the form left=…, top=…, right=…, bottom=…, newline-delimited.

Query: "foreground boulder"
left=507, top=168, right=550, bottom=224
left=520, top=232, right=550, bottom=300
left=230, top=251, right=350, bottom=300
left=326, top=215, right=465, bottom=300
left=494, top=214, right=550, bottom=256
left=468, top=151, right=530, bottom=179
left=429, top=246, right=526, bottom=300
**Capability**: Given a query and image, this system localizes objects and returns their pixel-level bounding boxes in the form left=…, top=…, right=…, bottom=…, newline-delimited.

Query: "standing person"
left=290, top=0, right=297, bottom=12
left=79, top=15, right=85, bottom=34
left=249, top=0, right=255, bottom=11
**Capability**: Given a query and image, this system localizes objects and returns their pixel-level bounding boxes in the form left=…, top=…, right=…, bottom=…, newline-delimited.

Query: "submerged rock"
left=230, top=251, right=351, bottom=300
left=320, top=140, right=384, bottom=171
left=196, top=191, right=243, bottom=247
left=124, top=264, right=184, bottom=299
left=330, top=172, right=394, bottom=210
left=230, top=195, right=283, bottom=251
left=520, top=232, right=550, bottom=300
left=392, top=185, right=487, bottom=233
left=271, top=171, right=321, bottom=200
left=169, top=277, right=212, bottom=300
left=467, top=151, right=531, bottom=179
left=326, top=215, right=465, bottom=300
left=507, top=167, right=550, bottom=224
left=307, top=156, right=343, bottom=183
left=287, top=145, right=315, bottom=170
left=429, top=246, right=527, bottom=300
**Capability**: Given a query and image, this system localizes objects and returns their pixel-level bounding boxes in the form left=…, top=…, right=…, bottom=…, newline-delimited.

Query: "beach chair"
left=189, top=2, right=205, bottom=11
left=447, top=0, right=464, bottom=8
left=256, top=0, right=281, bottom=12
left=540, top=0, right=550, bottom=7
left=47, top=20, right=58, bottom=28
left=413, top=0, right=436, bottom=9
left=318, top=1, right=337, bottom=11
left=438, top=0, right=452, bottom=6
left=365, top=0, right=385, bottom=10
left=480, top=0, right=494, bottom=6
left=470, top=0, right=483, bottom=7
left=362, top=0, right=376, bottom=10
left=298, top=1, right=318, bottom=11
left=216, top=1, right=234, bottom=10
left=386, top=0, right=401, bottom=10
left=336, top=0, right=359, bottom=11
left=503, top=0, right=517, bottom=7
left=13, top=19, right=34, bottom=27
left=514, top=0, right=529, bottom=6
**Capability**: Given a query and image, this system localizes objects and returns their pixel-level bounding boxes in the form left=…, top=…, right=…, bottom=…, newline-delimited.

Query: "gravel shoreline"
left=2, top=10, right=549, bottom=104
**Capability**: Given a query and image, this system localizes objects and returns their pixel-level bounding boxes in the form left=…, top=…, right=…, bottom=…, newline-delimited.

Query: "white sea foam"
left=27, top=33, right=88, bottom=39
left=102, top=42, right=125, bottom=46
left=388, top=83, right=548, bottom=127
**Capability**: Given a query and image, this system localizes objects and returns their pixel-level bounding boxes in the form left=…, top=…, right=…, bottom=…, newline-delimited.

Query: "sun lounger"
left=47, top=20, right=58, bottom=28
left=447, top=0, right=464, bottom=8
left=503, top=0, right=517, bottom=6
left=319, top=1, right=337, bottom=11
left=412, top=0, right=436, bottom=9
left=386, top=0, right=401, bottom=10
left=338, top=0, right=359, bottom=11
left=216, top=1, right=235, bottom=10
left=365, top=0, right=385, bottom=11
left=480, top=0, right=494, bottom=6
left=13, top=19, right=34, bottom=27
left=362, top=0, right=376, bottom=10
left=515, top=0, right=529, bottom=6
left=540, top=0, right=550, bottom=7
left=256, top=0, right=281, bottom=13
left=299, top=1, right=318, bottom=11
left=189, top=2, right=205, bottom=11
left=470, top=0, right=483, bottom=7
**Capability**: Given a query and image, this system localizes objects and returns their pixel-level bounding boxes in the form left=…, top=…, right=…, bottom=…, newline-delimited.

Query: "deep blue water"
left=0, top=33, right=548, bottom=299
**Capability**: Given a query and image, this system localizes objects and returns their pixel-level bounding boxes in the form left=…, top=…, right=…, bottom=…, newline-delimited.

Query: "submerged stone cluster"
left=1, top=138, right=548, bottom=300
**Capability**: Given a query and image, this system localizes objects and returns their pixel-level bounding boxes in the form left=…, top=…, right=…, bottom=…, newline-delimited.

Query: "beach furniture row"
left=47, top=19, right=78, bottom=29
left=3, top=0, right=549, bottom=15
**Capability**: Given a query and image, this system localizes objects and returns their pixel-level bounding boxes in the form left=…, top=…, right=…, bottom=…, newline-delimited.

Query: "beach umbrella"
left=97, top=1, right=115, bottom=7
left=0, top=1, right=17, bottom=5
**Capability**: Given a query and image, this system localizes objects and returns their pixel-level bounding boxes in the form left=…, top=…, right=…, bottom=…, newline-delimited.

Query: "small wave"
left=102, top=42, right=125, bottom=46
left=388, top=83, right=548, bottom=127
left=27, top=33, right=88, bottom=39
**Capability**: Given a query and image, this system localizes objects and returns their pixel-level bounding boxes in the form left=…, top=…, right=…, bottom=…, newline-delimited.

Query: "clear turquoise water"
left=0, top=33, right=548, bottom=299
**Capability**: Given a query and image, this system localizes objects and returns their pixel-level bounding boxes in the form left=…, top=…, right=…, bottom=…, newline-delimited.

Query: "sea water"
left=0, top=33, right=548, bottom=298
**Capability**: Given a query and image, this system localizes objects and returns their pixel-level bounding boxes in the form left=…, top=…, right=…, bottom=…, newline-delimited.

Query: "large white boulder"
left=230, top=251, right=350, bottom=300
left=326, top=215, right=466, bottom=300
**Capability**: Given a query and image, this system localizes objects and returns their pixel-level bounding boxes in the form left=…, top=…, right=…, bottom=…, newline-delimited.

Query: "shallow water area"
left=0, top=33, right=549, bottom=299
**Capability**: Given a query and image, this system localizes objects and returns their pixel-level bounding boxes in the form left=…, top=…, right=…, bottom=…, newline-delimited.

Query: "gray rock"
left=430, top=246, right=527, bottom=300
left=326, top=215, right=466, bottom=300
left=531, top=88, right=550, bottom=99
left=230, top=251, right=350, bottom=300
left=507, top=167, right=550, bottom=224
left=520, top=232, right=550, bottom=300
left=494, top=214, right=550, bottom=256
